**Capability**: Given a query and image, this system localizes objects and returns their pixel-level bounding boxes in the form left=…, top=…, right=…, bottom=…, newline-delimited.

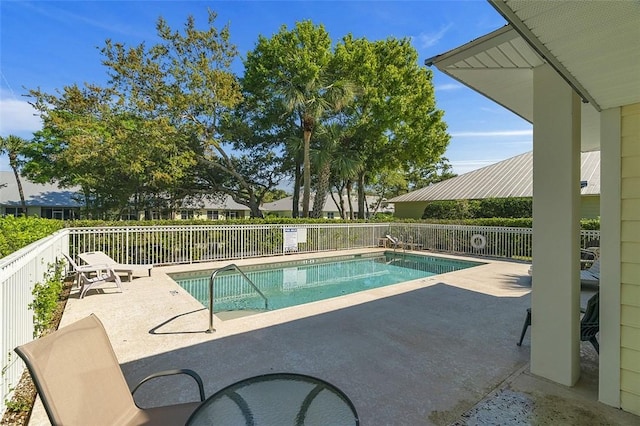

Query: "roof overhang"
left=426, top=1, right=640, bottom=152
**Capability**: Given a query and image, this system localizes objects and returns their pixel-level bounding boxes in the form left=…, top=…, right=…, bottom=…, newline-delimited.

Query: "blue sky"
left=0, top=0, right=532, bottom=176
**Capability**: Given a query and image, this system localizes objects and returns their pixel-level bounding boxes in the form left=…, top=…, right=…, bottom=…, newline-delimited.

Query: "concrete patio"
left=27, top=249, right=639, bottom=425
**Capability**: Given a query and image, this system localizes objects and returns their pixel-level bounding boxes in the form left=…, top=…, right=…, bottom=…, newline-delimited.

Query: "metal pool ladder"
left=207, top=264, right=268, bottom=333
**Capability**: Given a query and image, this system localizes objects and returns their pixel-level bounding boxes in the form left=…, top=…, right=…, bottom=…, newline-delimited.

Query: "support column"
left=531, top=64, right=581, bottom=385
left=599, top=107, right=621, bottom=406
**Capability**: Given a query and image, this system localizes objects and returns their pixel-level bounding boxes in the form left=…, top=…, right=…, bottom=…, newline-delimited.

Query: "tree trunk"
left=10, top=164, right=26, bottom=216
left=292, top=159, right=301, bottom=218
left=346, top=180, right=354, bottom=220
left=7, top=151, right=26, bottom=215
left=302, top=127, right=312, bottom=218
left=311, top=161, right=331, bottom=218
left=357, top=172, right=366, bottom=219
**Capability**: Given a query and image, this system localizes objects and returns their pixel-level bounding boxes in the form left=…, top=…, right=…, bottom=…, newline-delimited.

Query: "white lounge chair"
left=78, top=251, right=153, bottom=282
left=63, top=253, right=123, bottom=298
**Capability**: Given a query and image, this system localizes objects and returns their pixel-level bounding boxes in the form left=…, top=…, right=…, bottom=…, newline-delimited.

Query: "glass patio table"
left=186, top=373, right=360, bottom=425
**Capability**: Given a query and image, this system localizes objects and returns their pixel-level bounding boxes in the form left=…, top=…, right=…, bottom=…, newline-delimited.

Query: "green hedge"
left=0, top=216, right=65, bottom=257
left=421, top=198, right=533, bottom=220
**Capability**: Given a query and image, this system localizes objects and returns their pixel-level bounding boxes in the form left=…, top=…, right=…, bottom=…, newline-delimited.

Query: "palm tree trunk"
left=311, top=161, right=331, bottom=218
left=302, top=128, right=312, bottom=218
left=292, top=159, right=302, bottom=218
left=357, top=172, right=366, bottom=219
left=346, top=180, right=354, bottom=220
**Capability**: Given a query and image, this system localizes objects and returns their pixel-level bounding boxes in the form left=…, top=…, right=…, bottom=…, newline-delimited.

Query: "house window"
left=180, top=210, right=194, bottom=220
left=228, top=211, right=237, bottom=219
left=207, top=210, right=219, bottom=220
left=327, top=212, right=335, bottom=219
left=41, top=208, right=78, bottom=220
left=4, top=207, right=19, bottom=217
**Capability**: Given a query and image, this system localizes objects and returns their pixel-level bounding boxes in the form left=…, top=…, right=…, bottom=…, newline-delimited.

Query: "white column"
left=531, top=64, right=581, bottom=385
left=599, top=107, right=621, bottom=406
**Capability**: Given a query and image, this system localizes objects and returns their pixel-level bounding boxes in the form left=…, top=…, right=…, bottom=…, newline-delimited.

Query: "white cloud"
left=0, top=96, right=42, bottom=137
left=450, top=130, right=532, bottom=138
left=415, top=24, right=452, bottom=49
left=435, top=83, right=463, bottom=91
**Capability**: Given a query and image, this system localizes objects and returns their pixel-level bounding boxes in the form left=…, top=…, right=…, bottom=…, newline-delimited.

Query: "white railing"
left=0, top=229, right=69, bottom=416
left=1, top=222, right=600, bottom=418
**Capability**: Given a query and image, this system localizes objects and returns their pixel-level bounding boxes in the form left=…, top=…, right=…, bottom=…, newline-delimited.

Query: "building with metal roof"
left=389, top=151, right=600, bottom=219
left=0, top=171, right=82, bottom=219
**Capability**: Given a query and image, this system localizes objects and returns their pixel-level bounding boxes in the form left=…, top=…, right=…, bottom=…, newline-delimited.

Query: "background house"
left=0, top=171, right=81, bottom=219
left=262, top=194, right=393, bottom=219
left=390, top=151, right=600, bottom=219
left=177, top=195, right=251, bottom=220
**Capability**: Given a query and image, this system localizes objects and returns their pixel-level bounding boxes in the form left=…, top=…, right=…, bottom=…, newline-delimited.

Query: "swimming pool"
left=170, top=252, right=483, bottom=313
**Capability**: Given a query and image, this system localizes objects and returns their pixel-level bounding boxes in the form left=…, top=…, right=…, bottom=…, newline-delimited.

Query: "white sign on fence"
left=284, top=228, right=298, bottom=252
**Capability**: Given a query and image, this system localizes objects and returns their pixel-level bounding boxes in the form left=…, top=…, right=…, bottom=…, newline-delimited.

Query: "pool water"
left=171, top=252, right=483, bottom=313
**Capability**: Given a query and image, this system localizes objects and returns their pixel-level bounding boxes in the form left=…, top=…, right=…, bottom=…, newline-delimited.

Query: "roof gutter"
left=487, top=0, right=600, bottom=111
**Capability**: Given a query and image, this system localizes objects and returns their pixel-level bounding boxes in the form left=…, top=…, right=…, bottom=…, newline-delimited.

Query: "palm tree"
left=282, top=78, right=354, bottom=217
left=0, top=135, right=28, bottom=215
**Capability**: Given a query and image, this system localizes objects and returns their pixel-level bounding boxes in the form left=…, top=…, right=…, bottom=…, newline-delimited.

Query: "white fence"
left=0, top=229, right=69, bottom=416
left=1, top=223, right=600, bottom=418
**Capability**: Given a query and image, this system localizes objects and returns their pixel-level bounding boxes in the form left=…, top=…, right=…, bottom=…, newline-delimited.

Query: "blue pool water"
left=170, top=252, right=483, bottom=313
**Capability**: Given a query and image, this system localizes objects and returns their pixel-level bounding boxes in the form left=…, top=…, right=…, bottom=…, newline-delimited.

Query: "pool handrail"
left=207, top=264, right=268, bottom=333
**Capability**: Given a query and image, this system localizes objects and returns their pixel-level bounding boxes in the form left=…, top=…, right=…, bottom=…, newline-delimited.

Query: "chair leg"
left=517, top=309, right=532, bottom=346
left=590, top=337, right=599, bottom=354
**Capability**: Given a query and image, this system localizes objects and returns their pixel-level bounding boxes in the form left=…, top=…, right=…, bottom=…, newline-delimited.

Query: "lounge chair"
left=14, top=314, right=205, bottom=426
left=78, top=251, right=153, bottom=281
left=63, top=253, right=123, bottom=299
left=385, top=235, right=423, bottom=250
left=527, top=256, right=600, bottom=287
left=517, top=292, right=600, bottom=353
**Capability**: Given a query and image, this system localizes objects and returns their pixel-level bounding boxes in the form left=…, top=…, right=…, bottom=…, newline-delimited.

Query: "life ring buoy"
left=470, top=234, right=486, bottom=250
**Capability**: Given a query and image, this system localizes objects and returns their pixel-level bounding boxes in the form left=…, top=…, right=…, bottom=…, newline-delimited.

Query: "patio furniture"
left=517, top=292, right=600, bottom=353
left=527, top=255, right=600, bottom=287
left=14, top=314, right=205, bottom=426
left=63, top=253, right=123, bottom=299
left=186, top=373, right=359, bottom=425
left=78, top=251, right=153, bottom=281
left=580, top=258, right=600, bottom=286
left=385, top=234, right=422, bottom=250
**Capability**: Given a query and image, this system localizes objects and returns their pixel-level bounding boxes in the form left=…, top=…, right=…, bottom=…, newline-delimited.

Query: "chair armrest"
left=131, top=368, right=205, bottom=402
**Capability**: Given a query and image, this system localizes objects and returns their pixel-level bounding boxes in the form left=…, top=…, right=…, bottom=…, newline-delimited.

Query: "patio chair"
left=527, top=256, right=600, bottom=287
left=63, top=253, right=123, bottom=299
left=14, top=314, right=205, bottom=426
left=517, top=292, right=600, bottom=353
left=385, top=234, right=404, bottom=249
left=580, top=257, right=600, bottom=286
left=78, top=251, right=153, bottom=281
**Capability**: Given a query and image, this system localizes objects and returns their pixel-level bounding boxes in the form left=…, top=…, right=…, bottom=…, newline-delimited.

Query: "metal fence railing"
left=0, top=229, right=69, bottom=416
left=1, top=222, right=600, bottom=418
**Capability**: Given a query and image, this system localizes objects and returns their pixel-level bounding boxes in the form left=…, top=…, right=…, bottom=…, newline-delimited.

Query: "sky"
left=0, top=0, right=532, bottom=177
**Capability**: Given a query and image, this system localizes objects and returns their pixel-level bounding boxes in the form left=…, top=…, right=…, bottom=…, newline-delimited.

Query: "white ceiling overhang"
left=426, top=1, right=640, bottom=152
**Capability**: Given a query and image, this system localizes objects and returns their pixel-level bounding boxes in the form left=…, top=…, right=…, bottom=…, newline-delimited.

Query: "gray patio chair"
left=517, top=292, right=600, bottom=353
left=14, top=314, right=205, bottom=426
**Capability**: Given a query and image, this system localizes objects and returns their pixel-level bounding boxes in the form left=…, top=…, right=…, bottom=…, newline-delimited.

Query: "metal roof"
left=262, top=194, right=393, bottom=214
left=389, top=151, right=599, bottom=203
left=0, top=171, right=83, bottom=207
left=180, top=194, right=251, bottom=211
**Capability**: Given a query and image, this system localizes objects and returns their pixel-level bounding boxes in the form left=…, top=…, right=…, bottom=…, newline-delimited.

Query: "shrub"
left=0, top=216, right=65, bottom=257
left=28, top=260, right=65, bottom=338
